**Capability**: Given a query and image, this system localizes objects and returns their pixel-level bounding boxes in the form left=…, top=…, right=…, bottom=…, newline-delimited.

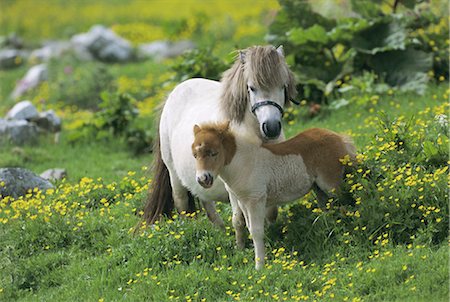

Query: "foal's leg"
left=244, top=198, right=267, bottom=270
left=229, top=193, right=246, bottom=249
left=202, top=200, right=225, bottom=230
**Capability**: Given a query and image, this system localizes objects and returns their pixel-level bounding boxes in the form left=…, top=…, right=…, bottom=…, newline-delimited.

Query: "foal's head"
left=192, top=122, right=236, bottom=188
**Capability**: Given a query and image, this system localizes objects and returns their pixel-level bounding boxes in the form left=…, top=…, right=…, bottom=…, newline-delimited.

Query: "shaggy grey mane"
left=219, top=45, right=297, bottom=123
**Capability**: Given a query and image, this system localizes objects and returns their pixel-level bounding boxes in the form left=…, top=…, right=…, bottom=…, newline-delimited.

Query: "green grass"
left=1, top=84, right=448, bottom=301
left=0, top=1, right=448, bottom=299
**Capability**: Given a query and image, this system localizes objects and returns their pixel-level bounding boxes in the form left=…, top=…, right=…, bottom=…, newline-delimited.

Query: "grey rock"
left=6, top=100, right=39, bottom=120
left=138, top=40, right=195, bottom=61
left=0, top=120, right=39, bottom=145
left=0, top=49, right=27, bottom=69
left=0, top=167, right=54, bottom=200
left=71, top=25, right=133, bottom=62
left=29, top=41, right=71, bottom=62
left=32, top=110, right=62, bottom=132
left=11, top=64, right=48, bottom=99
left=40, top=168, right=67, bottom=181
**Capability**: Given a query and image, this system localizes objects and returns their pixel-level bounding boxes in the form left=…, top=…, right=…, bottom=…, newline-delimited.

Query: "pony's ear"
left=285, top=69, right=298, bottom=106
left=276, top=45, right=284, bottom=57
left=239, top=50, right=246, bottom=63
left=193, top=124, right=201, bottom=135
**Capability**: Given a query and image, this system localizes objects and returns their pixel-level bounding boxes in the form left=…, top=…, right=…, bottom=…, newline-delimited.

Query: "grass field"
left=0, top=1, right=448, bottom=301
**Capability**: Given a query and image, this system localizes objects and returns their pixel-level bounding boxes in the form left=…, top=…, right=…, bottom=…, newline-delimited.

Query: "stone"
left=11, top=64, right=48, bottom=99
left=29, top=41, right=71, bottom=62
left=138, top=40, right=195, bottom=61
left=1, top=120, right=39, bottom=145
left=0, top=167, right=54, bottom=200
left=6, top=100, right=39, bottom=120
left=71, top=25, right=133, bottom=62
left=32, top=110, right=62, bottom=133
left=0, top=49, right=27, bottom=69
left=40, top=168, right=67, bottom=181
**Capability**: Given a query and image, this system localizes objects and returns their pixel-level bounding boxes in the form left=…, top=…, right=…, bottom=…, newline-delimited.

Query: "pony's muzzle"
left=262, top=120, right=282, bottom=139
left=196, top=172, right=214, bottom=188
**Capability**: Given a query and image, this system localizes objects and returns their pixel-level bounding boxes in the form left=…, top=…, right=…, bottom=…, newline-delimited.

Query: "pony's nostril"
left=262, top=120, right=281, bottom=139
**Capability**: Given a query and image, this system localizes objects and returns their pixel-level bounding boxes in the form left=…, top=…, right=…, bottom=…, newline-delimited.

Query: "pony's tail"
left=138, top=132, right=196, bottom=230
left=141, top=135, right=174, bottom=227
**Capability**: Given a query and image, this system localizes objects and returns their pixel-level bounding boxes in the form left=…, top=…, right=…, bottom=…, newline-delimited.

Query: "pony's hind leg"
left=202, top=200, right=225, bottom=230
left=312, top=183, right=330, bottom=208
left=168, top=170, right=193, bottom=214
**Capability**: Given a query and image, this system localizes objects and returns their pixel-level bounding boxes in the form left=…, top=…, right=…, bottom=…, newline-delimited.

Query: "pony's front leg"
left=202, top=200, right=225, bottom=230
left=245, top=197, right=267, bottom=270
left=228, top=192, right=246, bottom=249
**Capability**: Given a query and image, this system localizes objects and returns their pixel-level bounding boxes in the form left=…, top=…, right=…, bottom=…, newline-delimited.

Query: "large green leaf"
left=369, top=48, right=432, bottom=94
left=350, top=0, right=383, bottom=18
left=288, top=24, right=328, bottom=46
left=352, top=19, right=406, bottom=54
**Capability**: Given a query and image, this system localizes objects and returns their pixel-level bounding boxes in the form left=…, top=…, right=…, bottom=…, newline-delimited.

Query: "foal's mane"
left=220, top=45, right=297, bottom=123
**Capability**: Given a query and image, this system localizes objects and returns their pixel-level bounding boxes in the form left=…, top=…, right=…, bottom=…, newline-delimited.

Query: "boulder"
left=40, top=168, right=67, bottom=181
left=29, top=41, right=71, bottom=62
left=0, top=167, right=54, bottom=200
left=71, top=25, right=133, bottom=62
left=11, top=64, right=48, bottom=99
left=6, top=100, right=39, bottom=120
left=32, top=110, right=62, bottom=132
left=0, top=120, right=39, bottom=145
left=138, top=40, right=195, bottom=61
left=0, top=49, right=27, bottom=69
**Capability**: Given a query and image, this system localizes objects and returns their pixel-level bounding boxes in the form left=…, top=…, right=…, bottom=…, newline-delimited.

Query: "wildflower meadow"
left=0, top=0, right=448, bottom=301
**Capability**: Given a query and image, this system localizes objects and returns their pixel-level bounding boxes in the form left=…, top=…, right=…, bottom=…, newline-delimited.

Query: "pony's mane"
left=220, top=45, right=297, bottom=123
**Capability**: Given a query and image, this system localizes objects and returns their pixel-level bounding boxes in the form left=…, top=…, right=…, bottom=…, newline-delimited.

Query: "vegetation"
left=0, top=0, right=448, bottom=301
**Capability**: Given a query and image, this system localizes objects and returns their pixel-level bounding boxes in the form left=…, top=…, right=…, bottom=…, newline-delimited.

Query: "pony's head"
left=191, top=122, right=236, bottom=189
left=220, top=45, right=297, bottom=140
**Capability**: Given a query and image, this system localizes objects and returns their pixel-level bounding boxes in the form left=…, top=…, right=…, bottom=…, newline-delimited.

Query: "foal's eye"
left=209, top=151, right=218, bottom=157
left=248, top=86, right=256, bottom=93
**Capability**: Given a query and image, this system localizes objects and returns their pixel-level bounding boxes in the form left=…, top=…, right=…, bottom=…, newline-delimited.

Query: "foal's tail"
left=340, top=134, right=357, bottom=161
left=139, top=132, right=196, bottom=228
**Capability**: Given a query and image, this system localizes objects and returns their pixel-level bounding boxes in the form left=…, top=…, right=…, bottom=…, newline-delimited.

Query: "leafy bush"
left=46, top=56, right=116, bottom=109
left=169, top=48, right=229, bottom=82
left=268, top=0, right=448, bottom=103
left=68, top=93, right=153, bottom=155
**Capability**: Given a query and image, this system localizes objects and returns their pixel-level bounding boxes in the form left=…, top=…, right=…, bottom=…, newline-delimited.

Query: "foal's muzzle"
left=196, top=172, right=214, bottom=188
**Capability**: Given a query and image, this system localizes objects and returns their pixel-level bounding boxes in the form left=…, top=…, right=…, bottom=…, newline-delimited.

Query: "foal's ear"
left=193, top=124, right=201, bottom=135
left=219, top=121, right=231, bottom=133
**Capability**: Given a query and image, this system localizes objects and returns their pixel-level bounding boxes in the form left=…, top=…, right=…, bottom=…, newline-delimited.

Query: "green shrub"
left=68, top=92, right=153, bottom=155
left=268, top=0, right=448, bottom=103
left=46, top=56, right=116, bottom=109
left=169, top=48, right=229, bottom=82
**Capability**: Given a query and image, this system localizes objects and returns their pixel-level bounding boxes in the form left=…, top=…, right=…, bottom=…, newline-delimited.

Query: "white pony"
left=192, top=122, right=356, bottom=269
left=142, top=45, right=297, bottom=227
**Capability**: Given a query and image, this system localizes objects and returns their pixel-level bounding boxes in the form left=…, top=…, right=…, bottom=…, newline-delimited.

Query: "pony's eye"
left=248, top=86, right=256, bottom=93
left=209, top=151, right=218, bottom=157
